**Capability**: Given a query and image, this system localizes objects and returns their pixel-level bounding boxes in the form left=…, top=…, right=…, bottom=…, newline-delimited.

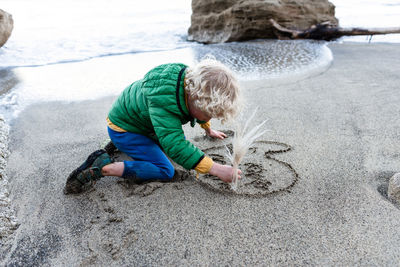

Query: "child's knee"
left=160, top=165, right=175, bottom=180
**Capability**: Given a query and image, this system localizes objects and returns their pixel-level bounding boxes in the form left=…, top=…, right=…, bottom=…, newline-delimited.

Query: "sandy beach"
left=1, top=43, right=400, bottom=265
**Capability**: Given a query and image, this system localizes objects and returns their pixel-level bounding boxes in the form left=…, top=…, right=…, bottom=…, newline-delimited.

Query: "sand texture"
left=1, top=43, right=400, bottom=266
left=0, top=115, right=18, bottom=241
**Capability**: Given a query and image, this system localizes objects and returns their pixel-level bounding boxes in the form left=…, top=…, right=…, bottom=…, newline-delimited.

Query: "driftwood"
left=270, top=19, right=400, bottom=41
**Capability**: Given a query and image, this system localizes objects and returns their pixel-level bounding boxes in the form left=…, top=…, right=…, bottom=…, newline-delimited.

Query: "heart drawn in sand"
left=199, top=140, right=299, bottom=197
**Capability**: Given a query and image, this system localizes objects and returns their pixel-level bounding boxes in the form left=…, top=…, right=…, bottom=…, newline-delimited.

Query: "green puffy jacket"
left=108, top=63, right=205, bottom=170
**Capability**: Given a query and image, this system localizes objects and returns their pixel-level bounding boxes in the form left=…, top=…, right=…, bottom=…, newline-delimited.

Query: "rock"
left=0, top=9, right=14, bottom=48
left=188, top=0, right=338, bottom=43
left=388, top=173, right=400, bottom=205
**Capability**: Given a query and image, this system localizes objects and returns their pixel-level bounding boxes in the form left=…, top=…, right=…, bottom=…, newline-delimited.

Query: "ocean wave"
left=0, top=42, right=196, bottom=69
left=0, top=40, right=333, bottom=123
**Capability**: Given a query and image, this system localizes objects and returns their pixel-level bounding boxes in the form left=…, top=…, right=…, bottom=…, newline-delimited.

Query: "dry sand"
left=1, top=43, right=400, bottom=266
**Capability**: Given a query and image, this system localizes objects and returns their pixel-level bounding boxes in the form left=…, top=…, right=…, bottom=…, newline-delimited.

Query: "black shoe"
left=64, top=149, right=113, bottom=194
left=103, top=140, right=118, bottom=156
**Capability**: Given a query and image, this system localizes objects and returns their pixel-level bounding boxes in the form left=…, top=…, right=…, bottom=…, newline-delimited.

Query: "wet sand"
left=1, top=43, right=400, bottom=265
left=0, top=69, right=19, bottom=96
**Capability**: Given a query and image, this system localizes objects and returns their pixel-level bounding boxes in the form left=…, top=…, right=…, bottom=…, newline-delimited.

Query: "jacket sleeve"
left=199, top=121, right=211, bottom=130
left=147, top=99, right=205, bottom=170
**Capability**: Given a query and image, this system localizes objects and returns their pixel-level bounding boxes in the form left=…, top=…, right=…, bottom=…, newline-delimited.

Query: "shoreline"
left=0, top=39, right=332, bottom=123
left=1, top=40, right=399, bottom=123
left=1, top=42, right=400, bottom=265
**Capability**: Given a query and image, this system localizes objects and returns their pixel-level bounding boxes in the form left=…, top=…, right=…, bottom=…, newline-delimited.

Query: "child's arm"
left=205, top=128, right=227, bottom=139
left=194, top=155, right=241, bottom=182
left=209, top=163, right=242, bottom=183
left=199, top=121, right=227, bottom=140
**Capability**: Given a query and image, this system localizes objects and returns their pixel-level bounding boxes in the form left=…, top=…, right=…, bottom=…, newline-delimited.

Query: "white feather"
left=228, top=109, right=268, bottom=191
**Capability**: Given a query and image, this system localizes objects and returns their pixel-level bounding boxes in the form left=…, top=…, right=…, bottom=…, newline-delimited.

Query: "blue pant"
left=107, top=127, right=175, bottom=181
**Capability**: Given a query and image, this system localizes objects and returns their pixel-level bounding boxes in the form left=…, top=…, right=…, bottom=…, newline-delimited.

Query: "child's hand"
left=209, top=163, right=242, bottom=183
left=205, top=129, right=227, bottom=140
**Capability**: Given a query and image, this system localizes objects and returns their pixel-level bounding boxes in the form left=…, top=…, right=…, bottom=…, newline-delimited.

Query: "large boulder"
left=0, top=9, right=13, bottom=48
left=188, top=0, right=338, bottom=43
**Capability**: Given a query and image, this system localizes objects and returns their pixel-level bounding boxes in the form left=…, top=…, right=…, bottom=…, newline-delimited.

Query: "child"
left=64, top=58, right=242, bottom=194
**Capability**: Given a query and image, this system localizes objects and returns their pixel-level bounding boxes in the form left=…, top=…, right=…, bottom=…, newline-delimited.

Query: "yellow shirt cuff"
left=107, top=117, right=127, bottom=132
left=194, top=156, right=214, bottom=174
left=200, top=121, right=211, bottom=130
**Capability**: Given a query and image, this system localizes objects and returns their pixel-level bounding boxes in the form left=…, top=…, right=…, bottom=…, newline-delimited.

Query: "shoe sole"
left=64, top=149, right=106, bottom=194
left=104, top=141, right=118, bottom=156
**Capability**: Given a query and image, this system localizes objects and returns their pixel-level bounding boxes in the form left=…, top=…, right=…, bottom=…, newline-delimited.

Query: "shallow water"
left=0, top=40, right=332, bottom=121
left=334, top=0, right=400, bottom=43
left=1, top=0, right=399, bottom=69
left=0, top=0, right=192, bottom=68
left=0, top=0, right=399, bottom=121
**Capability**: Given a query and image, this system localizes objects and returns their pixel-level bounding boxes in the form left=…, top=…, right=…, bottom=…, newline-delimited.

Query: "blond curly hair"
left=185, top=58, right=241, bottom=123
